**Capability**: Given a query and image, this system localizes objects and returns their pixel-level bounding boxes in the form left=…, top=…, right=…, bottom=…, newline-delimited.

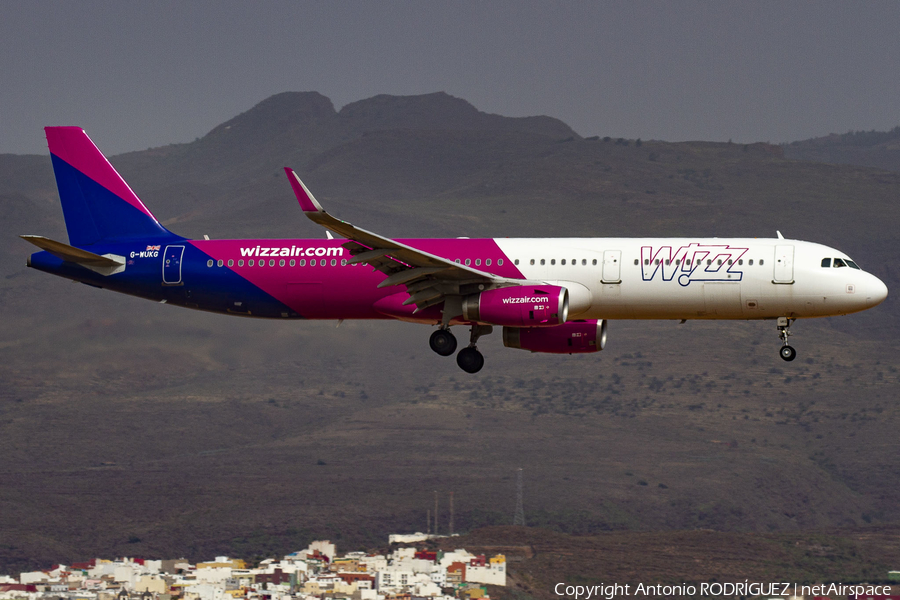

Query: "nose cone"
left=866, top=274, right=888, bottom=308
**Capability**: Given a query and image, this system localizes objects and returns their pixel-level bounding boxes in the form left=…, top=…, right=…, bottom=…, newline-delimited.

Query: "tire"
left=780, top=345, right=797, bottom=362
left=456, top=347, right=485, bottom=373
left=429, top=329, right=457, bottom=356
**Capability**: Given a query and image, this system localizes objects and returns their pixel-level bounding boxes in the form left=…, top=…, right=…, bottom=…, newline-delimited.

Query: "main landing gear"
left=429, top=329, right=457, bottom=356
left=777, top=317, right=797, bottom=362
left=429, top=325, right=492, bottom=373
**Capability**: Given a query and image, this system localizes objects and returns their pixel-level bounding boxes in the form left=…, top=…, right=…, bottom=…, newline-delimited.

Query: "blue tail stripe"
left=51, top=154, right=181, bottom=247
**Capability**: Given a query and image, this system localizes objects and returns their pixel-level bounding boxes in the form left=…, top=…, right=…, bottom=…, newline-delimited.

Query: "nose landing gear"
left=777, top=317, right=797, bottom=362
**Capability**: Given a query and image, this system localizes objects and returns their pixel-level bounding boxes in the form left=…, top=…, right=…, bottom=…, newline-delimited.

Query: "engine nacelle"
left=461, top=285, right=568, bottom=327
left=502, top=320, right=608, bottom=354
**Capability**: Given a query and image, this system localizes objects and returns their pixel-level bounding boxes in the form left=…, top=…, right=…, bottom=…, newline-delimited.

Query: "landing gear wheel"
left=457, top=347, right=485, bottom=373
left=780, top=345, right=797, bottom=362
left=429, top=329, right=457, bottom=356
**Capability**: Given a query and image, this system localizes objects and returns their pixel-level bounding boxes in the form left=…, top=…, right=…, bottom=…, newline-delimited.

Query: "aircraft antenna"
left=513, top=468, right=525, bottom=526
left=449, top=491, right=455, bottom=535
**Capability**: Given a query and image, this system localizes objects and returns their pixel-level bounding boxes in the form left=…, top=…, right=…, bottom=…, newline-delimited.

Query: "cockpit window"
left=833, top=258, right=847, bottom=268
left=821, top=258, right=831, bottom=268
left=846, top=260, right=860, bottom=270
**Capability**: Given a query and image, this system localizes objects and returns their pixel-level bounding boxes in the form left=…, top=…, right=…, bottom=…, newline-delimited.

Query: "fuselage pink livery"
left=23, top=127, right=888, bottom=372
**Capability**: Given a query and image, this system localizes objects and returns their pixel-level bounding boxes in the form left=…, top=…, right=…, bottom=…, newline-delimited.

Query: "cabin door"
left=601, top=250, right=622, bottom=283
left=773, top=245, right=794, bottom=284
left=162, top=245, right=185, bottom=285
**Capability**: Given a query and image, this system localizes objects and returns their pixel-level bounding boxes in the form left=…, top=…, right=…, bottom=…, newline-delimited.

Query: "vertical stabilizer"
left=45, top=127, right=181, bottom=246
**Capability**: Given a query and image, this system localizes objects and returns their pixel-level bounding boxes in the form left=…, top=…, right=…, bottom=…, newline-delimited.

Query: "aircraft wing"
left=284, top=168, right=525, bottom=311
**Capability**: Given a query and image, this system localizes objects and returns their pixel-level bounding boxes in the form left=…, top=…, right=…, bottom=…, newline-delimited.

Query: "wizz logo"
left=641, top=243, right=748, bottom=287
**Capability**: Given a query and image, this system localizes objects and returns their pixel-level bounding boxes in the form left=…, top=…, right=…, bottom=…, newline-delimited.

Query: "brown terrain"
left=0, top=92, right=898, bottom=583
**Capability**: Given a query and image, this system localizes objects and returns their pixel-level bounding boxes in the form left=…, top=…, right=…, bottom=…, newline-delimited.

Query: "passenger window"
left=341, top=259, right=347, bottom=266
left=748, top=259, right=753, bottom=266
left=592, top=259, right=597, bottom=265
left=290, top=259, right=296, bottom=267
left=455, top=259, right=461, bottom=264
left=540, top=259, right=545, bottom=265
left=268, top=259, right=275, bottom=267
left=530, top=259, right=535, bottom=265
left=717, top=259, right=722, bottom=265
left=707, top=259, right=712, bottom=265
left=300, top=259, right=306, bottom=266
left=654, top=259, right=659, bottom=265
left=513, top=259, right=519, bottom=265
left=561, top=259, right=566, bottom=265
left=279, top=259, right=285, bottom=267
left=497, top=259, right=504, bottom=266
left=759, top=259, right=764, bottom=266
left=486, top=259, right=492, bottom=266
left=228, top=259, right=234, bottom=267
left=238, top=260, right=244, bottom=267
left=821, top=258, right=831, bottom=268
left=634, top=259, right=639, bottom=265
left=582, top=259, right=587, bottom=265
left=728, top=259, right=733, bottom=265
left=738, top=259, right=742, bottom=265
left=665, top=260, right=670, bottom=266
left=644, top=259, right=649, bottom=265
left=475, top=259, right=481, bottom=266
left=551, top=259, right=556, bottom=265
left=249, top=259, right=254, bottom=266
left=465, top=259, right=471, bottom=266
left=217, top=259, right=224, bottom=267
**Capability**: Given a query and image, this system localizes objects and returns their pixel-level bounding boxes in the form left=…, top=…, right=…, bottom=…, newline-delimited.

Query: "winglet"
left=284, top=168, right=324, bottom=213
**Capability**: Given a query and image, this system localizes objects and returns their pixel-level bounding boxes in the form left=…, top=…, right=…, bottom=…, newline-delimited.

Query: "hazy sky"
left=3, top=1, right=900, bottom=155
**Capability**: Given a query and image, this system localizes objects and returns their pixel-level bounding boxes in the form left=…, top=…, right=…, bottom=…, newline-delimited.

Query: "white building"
left=465, top=561, right=506, bottom=586
left=375, top=569, right=414, bottom=591
left=193, top=567, right=232, bottom=585
left=303, top=541, right=335, bottom=562
left=182, top=583, right=228, bottom=600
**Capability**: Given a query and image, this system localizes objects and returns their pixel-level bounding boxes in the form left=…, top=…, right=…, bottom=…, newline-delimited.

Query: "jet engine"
left=461, top=285, right=568, bottom=327
left=502, top=320, right=608, bottom=354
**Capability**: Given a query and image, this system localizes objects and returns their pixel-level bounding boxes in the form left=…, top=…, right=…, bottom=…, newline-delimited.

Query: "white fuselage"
left=492, top=238, right=887, bottom=321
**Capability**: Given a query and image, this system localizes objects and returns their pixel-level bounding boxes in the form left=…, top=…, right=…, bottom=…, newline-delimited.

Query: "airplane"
left=22, top=127, right=888, bottom=373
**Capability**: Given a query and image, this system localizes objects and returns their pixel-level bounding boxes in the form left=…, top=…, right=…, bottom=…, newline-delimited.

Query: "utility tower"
left=513, top=468, right=525, bottom=526
left=434, top=490, right=439, bottom=535
left=449, top=491, right=455, bottom=535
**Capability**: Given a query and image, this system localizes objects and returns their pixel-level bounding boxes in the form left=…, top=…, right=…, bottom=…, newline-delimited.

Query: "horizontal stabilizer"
left=21, top=235, right=125, bottom=275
